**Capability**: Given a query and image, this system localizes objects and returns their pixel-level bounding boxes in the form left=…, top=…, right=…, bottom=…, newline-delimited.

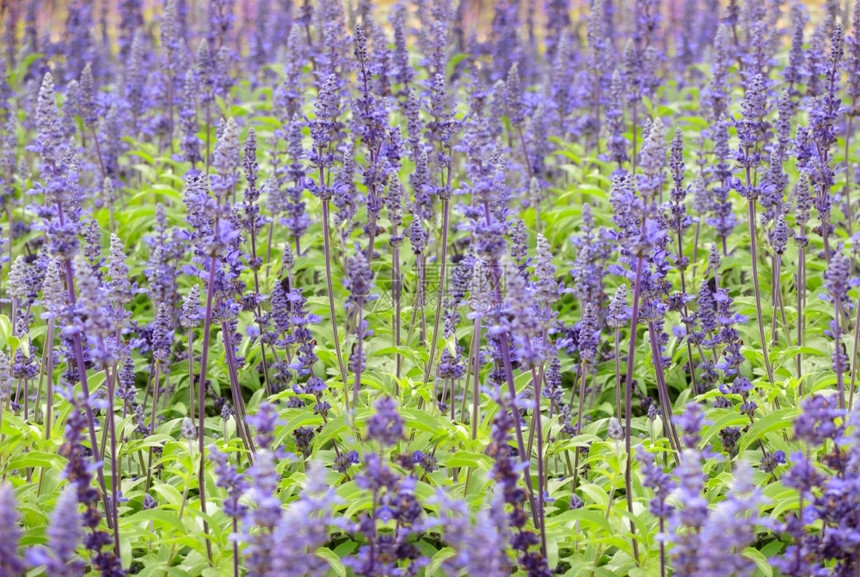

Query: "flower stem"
left=647, top=322, right=682, bottom=457
left=144, top=361, right=162, bottom=494
left=834, top=294, right=847, bottom=410
left=187, top=327, right=195, bottom=420
left=195, top=253, right=217, bottom=564
left=105, top=362, right=121, bottom=556
left=483, top=255, right=539, bottom=531
left=56, top=203, right=113, bottom=534
left=352, top=305, right=365, bottom=408
left=572, top=361, right=589, bottom=493
left=423, top=197, right=451, bottom=392
left=531, top=366, right=548, bottom=558
left=745, top=186, right=775, bottom=386
left=90, top=126, right=106, bottom=181
left=43, top=321, right=55, bottom=441
left=392, top=229, right=402, bottom=383
left=247, top=226, right=273, bottom=396
left=321, top=199, right=349, bottom=410
left=845, top=111, right=854, bottom=234
left=469, top=319, right=482, bottom=438
left=623, top=253, right=643, bottom=564
left=614, top=328, right=621, bottom=422
left=849, top=286, right=860, bottom=410
left=675, top=223, right=699, bottom=395
left=221, top=325, right=256, bottom=455
left=797, top=239, right=806, bottom=385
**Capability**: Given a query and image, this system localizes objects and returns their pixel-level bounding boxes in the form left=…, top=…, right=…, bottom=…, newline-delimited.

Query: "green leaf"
left=739, top=408, right=799, bottom=452
left=425, top=547, right=457, bottom=576
left=701, top=410, right=748, bottom=446
left=547, top=508, right=614, bottom=533
left=313, top=413, right=353, bottom=449
left=0, top=314, right=11, bottom=347
left=7, top=451, right=63, bottom=470
left=442, top=451, right=493, bottom=469
left=316, top=547, right=347, bottom=577
left=124, top=509, right=186, bottom=533
left=743, top=547, right=773, bottom=577
left=399, top=408, right=455, bottom=439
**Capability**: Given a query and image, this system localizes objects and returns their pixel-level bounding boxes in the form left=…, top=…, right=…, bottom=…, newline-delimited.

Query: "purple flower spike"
left=366, top=396, right=404, bottom=447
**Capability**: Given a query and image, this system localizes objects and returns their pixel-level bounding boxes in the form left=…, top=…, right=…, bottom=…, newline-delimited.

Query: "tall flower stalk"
left=387, top=174, right=404, bottom=380
left=423, top=73, right=455, bottom=392
left=33, top=71, right=114, bottom=536
left=794, top=173, right=811, bottom=382
left=825, top=252, right=851, bottom=409
left=737, top=73, right=775, bottom=386
left=310, top=73, right=349, bottom=406
left=346, top=249, right=375, bottom=407
left=240, top=127, right=273, bottom=396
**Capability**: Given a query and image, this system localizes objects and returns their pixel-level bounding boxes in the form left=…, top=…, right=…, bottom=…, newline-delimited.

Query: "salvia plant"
left=4, top=0, right=860, bottom=576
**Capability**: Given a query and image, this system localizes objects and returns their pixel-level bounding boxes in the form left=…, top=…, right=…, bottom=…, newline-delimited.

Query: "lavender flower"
left=269, top=461, right=336, bottom=577
left=35, top=72, right=65, bottom=168
left=180, top=70, right=202, bottom=167
left=212, top=116, right=240, bottom=198
left=505, top=64, right=525, bottom=127
left=675, top=403, right=709, bottom=449
left=578, top=303, right=599, bottom=365
left=151, top=303, right=173, bottom=363
left=366, top=396, right=404, bottom=446
left=433, top=488, right=510, bottom=577
left=107, top=234, right=132, bottom=325
left=794, top=394, right=843, bottom=446
left=533, top=234, right=560, bottom=329
left=180, top=285, right=203, bottom=329
left=79, top=63, right=97, bottom=126
left=669, top=449, right=709, bottom=574
left=243, top=447, right=283, bottom=576
left=26, top=486, right=83, bottom=577
left=60, top=395, right=124, bottom=576
left=772, top=214, right=788, bottom=255
left=0, top=482, right=25, bottom=576
left=247, top=402, right=283, bottom=450
left=210, top=446, right=249, bottom=519
left=694, top=462, right=764, bottom=575
left=607, top=284, right=629, bottom=328
left=181, top=417, right=196, bottom=441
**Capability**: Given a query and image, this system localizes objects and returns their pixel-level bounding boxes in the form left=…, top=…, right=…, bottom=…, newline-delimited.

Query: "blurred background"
left=0, top=0, right=849, bottom=67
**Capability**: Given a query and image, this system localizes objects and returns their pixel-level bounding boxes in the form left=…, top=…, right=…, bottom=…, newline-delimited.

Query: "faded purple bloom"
left=26, top=485, right=83, bottom=576
left=210, top=446, right=249, bottom=519
left=269, top=461, right=336, bottom=577
left=794, top=394, right=843, bottom=446
left=247, top=402, right=283, bottom=450
left=366, top=396, right=404, bottom=446
left=0, top=482, right=25, bottom=576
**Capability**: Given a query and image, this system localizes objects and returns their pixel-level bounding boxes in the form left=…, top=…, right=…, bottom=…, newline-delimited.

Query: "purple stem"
left=530, top=366, right=548, bottom=558
left=646, top=322, right=682, bottom=456
left=623, top=254, right=643, bottom=563
left=479, top=203, right=539, bottom=528
left=352, top=305, right=365, bottom=408
left=195, top=253, right=217, bottom=563
left=834, top=294, right=846, bottom=410
left=849, top=286, right=860, bottom=410
left=321, top=199, right=350, bottom=410
left=56, top=203, right=114, bottom=538
left=392, top=227, right=402, bottom=382
left=423, top=197, right=451, bottom=395
left=797, top=236, right=806, bottom=386
left=247, top=224, right=273, bottom=396
left=221, top=325, right=256, bottom=455
left=744, top=171, right=775, bottom=387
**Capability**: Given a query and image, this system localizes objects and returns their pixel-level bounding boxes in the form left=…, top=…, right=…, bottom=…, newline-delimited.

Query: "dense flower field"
left=2, top=0, right=860, bottom=575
